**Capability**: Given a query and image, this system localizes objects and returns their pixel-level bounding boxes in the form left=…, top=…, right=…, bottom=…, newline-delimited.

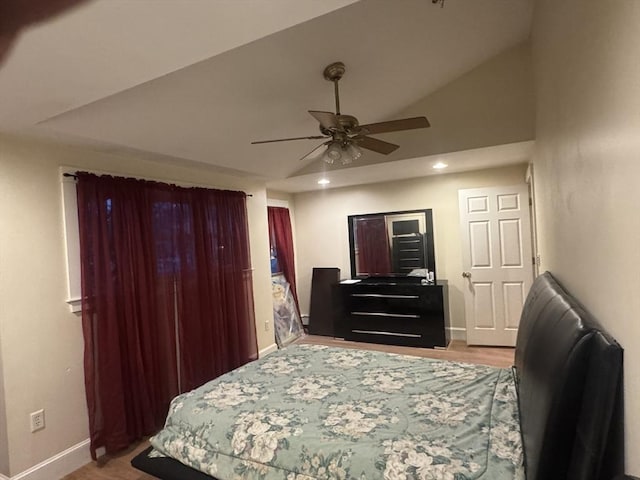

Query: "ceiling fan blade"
left=299, top=141, right=329, bottom=162
left=251, top=135, right=327, bottom=145
left=308, top=110, right=339, bottom=130
left=359, top=116, right=430, bottom=135
left=354, top=135, right=399, bottom=155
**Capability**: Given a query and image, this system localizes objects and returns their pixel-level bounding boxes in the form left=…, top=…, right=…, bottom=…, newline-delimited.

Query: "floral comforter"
left=150, top=344, right=524, bottom=480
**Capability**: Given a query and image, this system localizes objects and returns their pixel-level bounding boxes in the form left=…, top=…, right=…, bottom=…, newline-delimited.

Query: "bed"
left=132, top=272, right=624, bottom=480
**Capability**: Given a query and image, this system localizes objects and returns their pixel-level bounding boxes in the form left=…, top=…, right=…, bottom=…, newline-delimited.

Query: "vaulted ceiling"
left=0, top=0, right=535, bottom=192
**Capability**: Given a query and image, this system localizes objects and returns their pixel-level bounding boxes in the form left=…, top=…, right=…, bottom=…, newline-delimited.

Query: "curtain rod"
left=63, top=172, right=253, bottom=197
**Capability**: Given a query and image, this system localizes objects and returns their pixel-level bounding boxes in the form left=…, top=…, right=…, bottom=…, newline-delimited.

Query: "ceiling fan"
left=251, top=62, right=431, bottom=165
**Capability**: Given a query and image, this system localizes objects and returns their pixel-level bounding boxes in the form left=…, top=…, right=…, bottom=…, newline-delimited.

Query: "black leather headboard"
left=514, top=272, right=623, bottom=480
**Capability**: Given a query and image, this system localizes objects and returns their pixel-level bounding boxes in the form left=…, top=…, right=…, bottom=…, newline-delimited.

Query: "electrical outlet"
left=30, top=409, right=45, bottom=432
left=264, top=320, right=270, bottom=332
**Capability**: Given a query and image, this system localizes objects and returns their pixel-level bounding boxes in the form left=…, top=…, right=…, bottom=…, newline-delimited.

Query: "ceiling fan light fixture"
left=324, top=142, right=342, bottom=164
left=344, top=143, right=362, bottom=164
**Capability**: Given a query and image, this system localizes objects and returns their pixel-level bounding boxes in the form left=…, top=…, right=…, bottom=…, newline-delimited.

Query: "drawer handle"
left=352, top=311, right=420, bottom=318
left=351, top=294, right=419, bottom=299
left=352, top=330, right=421, bottom=338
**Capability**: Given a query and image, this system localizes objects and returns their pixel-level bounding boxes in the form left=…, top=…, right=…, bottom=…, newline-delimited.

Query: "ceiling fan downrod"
left=323, top=62, right=345, bottom=116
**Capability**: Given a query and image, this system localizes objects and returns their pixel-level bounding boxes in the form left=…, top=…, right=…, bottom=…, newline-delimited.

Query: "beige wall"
left=266, top=190, right=293, bottom=204
left=531, top=0, right=640, bottom=474
left=292, top=163, right=528, bottom=332
left=0, top=134, right=274, bottom=475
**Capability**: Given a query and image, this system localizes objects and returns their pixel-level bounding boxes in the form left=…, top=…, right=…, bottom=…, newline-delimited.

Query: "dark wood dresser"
left=334, top=276, right=449, bottom=348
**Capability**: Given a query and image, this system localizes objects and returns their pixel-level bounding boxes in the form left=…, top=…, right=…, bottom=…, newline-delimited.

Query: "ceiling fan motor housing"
left=337, top=115, right=359, bottom=132
left=320, top=114, right=359, bottom=136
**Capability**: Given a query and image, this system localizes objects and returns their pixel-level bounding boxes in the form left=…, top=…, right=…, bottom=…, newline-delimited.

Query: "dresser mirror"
left=347, top=209, right=436, bottom=280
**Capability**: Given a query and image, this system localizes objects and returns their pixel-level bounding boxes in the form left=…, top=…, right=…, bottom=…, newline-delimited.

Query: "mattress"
left=148, top=344, right=524, bottom=479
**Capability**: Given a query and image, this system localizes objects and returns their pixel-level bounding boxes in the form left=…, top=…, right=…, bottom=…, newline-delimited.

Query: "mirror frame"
left=347, top=208, right=436, bottom=280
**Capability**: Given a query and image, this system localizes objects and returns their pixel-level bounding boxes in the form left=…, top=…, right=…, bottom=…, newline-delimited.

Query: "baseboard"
left=447, top=327, right=467, bottom=342
left=259, top=343, right=278, bottom=357
left=10, top=439, right=91, bottom=480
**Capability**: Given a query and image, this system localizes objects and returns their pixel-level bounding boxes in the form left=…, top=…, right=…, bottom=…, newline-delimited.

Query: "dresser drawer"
left=334, top=282, right=448, bottom=348
left=345, top=315, right=446, bottom=348
left=347, top=292, right=423, bottom=314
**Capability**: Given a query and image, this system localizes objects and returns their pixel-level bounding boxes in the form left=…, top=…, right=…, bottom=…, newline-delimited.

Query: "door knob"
left=462, top=271, right=471, bottom=278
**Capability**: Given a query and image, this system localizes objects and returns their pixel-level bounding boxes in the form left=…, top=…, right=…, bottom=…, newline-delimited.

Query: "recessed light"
left=433, top=162, right=448, bottom=170
left=317, top=178, right=330, bottom=185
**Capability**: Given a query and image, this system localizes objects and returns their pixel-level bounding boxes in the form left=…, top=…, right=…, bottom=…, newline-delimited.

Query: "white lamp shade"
left=344, top=143, right=362, bottom=163
left=324, top=143, right=342, bottom=164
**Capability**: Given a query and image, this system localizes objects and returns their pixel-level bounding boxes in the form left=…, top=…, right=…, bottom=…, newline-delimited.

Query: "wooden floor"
left=62, top=336, right=514, bottom=480
left=300, top=335, right=515, bottom=368
left=63, top=440, right=156, bottom=480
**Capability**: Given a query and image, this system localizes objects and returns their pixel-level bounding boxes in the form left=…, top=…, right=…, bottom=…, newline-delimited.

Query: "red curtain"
left=267, top=206, right=298, bottom=309
left=176, top=188, right=258, bottom=391
left=76, top=173, right=257, bottom=458
left=355, top=217, right=392, bottom=275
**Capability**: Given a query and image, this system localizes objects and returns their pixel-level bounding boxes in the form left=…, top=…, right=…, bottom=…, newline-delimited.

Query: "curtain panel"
left=76, top=173, right=257, bottom=458
left=267, top=206, right=299, bottom=310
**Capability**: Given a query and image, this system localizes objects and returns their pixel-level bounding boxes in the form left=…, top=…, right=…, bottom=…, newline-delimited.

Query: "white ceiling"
left=0, top=0, right=535, bottom=192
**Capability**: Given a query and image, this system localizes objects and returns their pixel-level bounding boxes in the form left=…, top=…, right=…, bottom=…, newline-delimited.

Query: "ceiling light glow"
left=433, top=162, right=448, bottom=170
left=317, top=178, right=330, bottom=185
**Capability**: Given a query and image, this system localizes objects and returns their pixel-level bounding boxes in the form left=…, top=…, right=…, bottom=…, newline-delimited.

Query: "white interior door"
left=458, top=185, right=534, bottom=346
